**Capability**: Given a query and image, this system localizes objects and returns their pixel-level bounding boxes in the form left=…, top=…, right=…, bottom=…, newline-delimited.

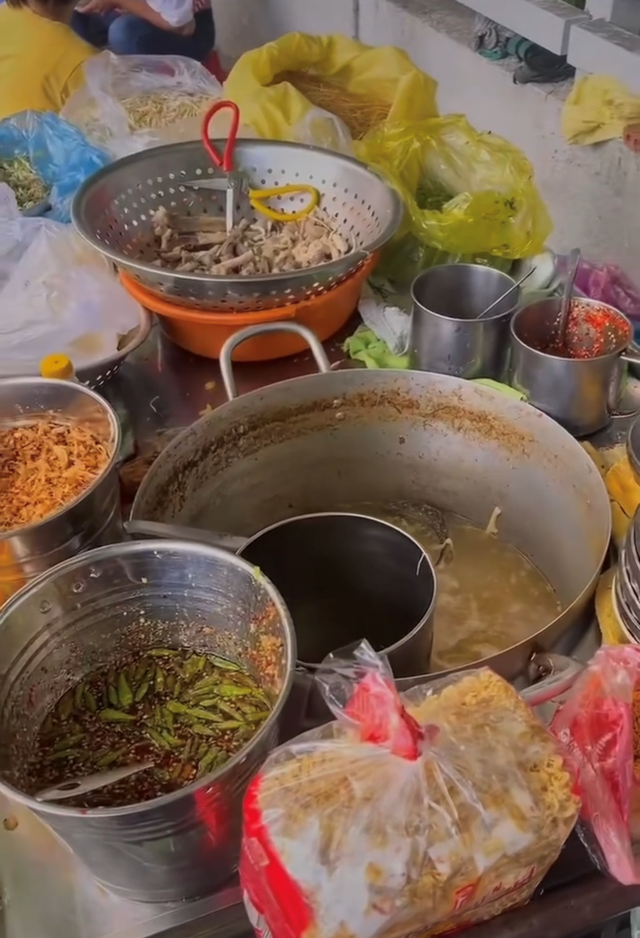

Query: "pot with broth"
left=356, top=502, right=562, bottom=671
left=131, top=364, right=611, bottom=687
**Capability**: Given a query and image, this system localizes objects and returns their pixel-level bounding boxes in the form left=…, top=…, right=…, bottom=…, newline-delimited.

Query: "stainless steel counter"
left=2, top=322, right=640, bottom=938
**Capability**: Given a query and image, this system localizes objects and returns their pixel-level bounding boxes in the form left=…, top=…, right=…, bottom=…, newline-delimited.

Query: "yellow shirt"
left=0, top=6, right=96, bottom=121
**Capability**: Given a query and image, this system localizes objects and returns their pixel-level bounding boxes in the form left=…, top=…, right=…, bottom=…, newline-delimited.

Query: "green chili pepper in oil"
left=73, top=683, right=85, bottom=709
left=191, top=724, right=218, bottom=737
left=46, top=748, right=82, bottom=762
left=146, top=727, right=171, bottom=749
left=96, top=746, right=128, bottom=768
left=53, top=732, right=85, bottom=751
left=57, top=692, right=74, bottom=720
left=118, top=672, right=134, bottom=709
left=209, top=655, right=241, bottom=671
left=184, top=706, right=222, bottom=723
left=216, top=685, right=252, bottom=698
left=99, top=709, right=137, bottom=723
left=108, top=685, right=119, bottom=708
left=134, top=680, right=150, bottom=703
left=84, top=689, right=98, bottom=713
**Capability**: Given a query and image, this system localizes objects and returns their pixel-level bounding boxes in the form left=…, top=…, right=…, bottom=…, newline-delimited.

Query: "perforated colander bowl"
left=71, top=140, right=403, bottom=312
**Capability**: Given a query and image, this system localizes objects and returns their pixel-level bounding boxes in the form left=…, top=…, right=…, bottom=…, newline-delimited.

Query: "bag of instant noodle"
left=241, top=641, right=579, bottom=938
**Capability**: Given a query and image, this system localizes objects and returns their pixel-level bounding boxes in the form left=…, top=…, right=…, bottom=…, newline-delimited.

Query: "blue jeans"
left=71, top=9, right=214, bottom=62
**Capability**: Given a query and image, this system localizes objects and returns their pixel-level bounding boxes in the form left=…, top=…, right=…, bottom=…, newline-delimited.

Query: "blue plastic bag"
left=0, top=111, right=109, bottom=222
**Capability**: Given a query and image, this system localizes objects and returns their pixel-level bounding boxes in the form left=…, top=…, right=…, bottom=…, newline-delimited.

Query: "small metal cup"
left=509, top=297, right=640, bottom=437
left=409, top=264, right=520, bottom=380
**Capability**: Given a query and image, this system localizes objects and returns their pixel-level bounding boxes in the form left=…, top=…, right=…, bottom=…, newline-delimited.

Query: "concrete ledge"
left=568, top=18, right=640, bottom=94
left=443, top=0, right=591, bottom=55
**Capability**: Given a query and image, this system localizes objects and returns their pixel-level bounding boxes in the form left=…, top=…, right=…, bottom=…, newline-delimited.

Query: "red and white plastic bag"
left=551, top=644, right=640, bottom=885
left=241, top=641, right=579, bottom=938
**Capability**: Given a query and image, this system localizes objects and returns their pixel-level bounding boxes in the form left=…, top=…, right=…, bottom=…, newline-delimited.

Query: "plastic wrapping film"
left=61, top=52, right=228, bottom=158
left=552, top=645, right=640, bottom=886
left=0, top=110, right=107, bottom=222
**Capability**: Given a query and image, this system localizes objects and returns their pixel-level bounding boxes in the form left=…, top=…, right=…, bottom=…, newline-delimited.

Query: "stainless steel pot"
left=126, top=512, right=437, bottom=677
left=509, top=297, right=640, bottom=437
left=132, top=322, right=611, bottom=687
left=409, top=264, right=519, bottom=380
left=0, top=377, right=122, bottom=605
left=0, top=540, right=295, bottom=902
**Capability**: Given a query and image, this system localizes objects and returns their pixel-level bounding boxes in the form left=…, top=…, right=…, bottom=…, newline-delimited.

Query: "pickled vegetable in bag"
left=356, top=115, right=552, bottom=280
left=551, top=645, right=640, bottom=885
left=241, top=642, right=579, bottom=938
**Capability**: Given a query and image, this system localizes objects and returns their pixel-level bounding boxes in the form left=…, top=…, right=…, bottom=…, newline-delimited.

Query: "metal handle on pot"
left=621, top=342, right=640, bottom=367
left=518, top=652, right=583, bottom=708
left=123, top=520, right=247, bottom=553
left=219, top=323, right=332, bottom=400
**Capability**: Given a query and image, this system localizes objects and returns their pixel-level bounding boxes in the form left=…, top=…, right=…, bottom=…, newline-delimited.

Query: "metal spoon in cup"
left=554, top=248, right=581, bottom=343
left=475, top=267, right=536, bottom=320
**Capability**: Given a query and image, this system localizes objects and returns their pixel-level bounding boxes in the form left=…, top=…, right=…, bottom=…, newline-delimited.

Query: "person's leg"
left=107, top=10, right=214, bottom=62
left=70, top=10, right=119, bottom=48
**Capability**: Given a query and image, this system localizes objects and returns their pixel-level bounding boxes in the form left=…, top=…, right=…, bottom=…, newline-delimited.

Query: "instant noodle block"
left=240, top=642, right=579, bottom=938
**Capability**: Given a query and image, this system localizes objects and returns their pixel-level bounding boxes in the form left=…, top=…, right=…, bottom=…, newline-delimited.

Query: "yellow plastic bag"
left=356, top=116, right=552, bottom=261
left=223, top=32, right=438, bottom=151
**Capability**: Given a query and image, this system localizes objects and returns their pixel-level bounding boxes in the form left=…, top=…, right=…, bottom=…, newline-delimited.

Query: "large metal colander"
left=72, top=140, right=403, bottom=313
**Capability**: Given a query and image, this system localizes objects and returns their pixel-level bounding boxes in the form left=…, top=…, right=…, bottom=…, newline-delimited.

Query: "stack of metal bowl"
left=615, top=510, right=640, bottom=642
left=617, top=420, right=640, bottom=640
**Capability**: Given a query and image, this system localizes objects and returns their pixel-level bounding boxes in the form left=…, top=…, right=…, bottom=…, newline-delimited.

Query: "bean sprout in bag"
left=0, top=111, right=108, bottom=222
left=241, top=641, right=579, bottom=938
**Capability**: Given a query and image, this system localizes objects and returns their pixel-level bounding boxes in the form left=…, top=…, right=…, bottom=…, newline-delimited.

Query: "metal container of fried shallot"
left=0, top=378, right=121, bottom=605
left=0, top=540, right=295, bottom=902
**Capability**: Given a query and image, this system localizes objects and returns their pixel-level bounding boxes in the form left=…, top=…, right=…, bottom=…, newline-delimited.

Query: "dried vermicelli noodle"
left=120, top=92, right=215, bottom=130
left=272, top=71, right=391, bottom=139
left=247, top=669, right=579, bottom=938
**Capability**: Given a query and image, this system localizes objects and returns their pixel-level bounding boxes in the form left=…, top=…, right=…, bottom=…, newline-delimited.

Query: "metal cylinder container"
left=238, top=512, right=436, bottom=675
left=0, top=540, right=295, bottom=902
left=509, top=297, right=640, bottom=437
left=409, top=264, right=519, bottom=380
left=0, top=377, right=122, bottom=605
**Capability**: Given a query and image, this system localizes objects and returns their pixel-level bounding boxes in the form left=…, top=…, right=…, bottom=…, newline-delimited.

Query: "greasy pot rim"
left=129, top=370, right=611, bottom=681
left=0, top=377, right=121, bottom=542
left=0, top=539, right=296, bottom=818
left=411, top=263, right=519, bottom=323
left=510, top=296, right=632, bottom=363
left=238, top=510, right=438, bottom=669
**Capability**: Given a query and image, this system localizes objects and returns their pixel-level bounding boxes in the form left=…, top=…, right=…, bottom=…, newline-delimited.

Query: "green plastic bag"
left=356, top=115, right=552, bottom=276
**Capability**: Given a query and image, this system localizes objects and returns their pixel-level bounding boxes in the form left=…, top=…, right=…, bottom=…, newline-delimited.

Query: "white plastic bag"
left=0, top=184, right=141, bottom=376
left=61, top=52, right=229, bottom=157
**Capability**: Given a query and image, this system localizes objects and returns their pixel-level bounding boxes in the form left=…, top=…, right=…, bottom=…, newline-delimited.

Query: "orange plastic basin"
left=119, top=255, right=378, bottom=362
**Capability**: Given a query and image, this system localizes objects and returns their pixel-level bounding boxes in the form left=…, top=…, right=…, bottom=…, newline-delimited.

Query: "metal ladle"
left=36, top=761, right=155, bottom=803
left=475, top=267, right=536, bottom=320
